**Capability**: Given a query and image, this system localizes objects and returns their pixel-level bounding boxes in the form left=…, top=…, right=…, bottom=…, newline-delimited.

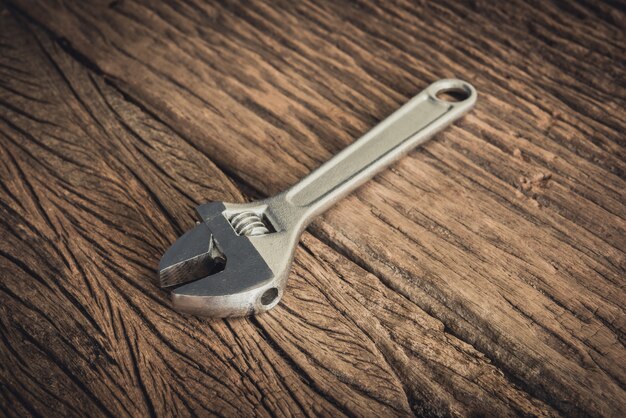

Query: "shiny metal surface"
left=159, top=79, right=477, bottom=317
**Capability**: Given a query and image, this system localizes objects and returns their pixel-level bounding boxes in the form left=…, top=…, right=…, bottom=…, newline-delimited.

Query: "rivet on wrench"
left=159, top=79, right=477, bottom=318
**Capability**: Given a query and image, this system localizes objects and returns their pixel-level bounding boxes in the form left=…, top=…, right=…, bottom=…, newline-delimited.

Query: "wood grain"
left=1, top=0, right=625, bottom=417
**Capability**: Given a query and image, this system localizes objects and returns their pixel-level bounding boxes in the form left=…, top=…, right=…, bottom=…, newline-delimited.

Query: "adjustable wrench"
left=159, top=79, right=477, bottom=317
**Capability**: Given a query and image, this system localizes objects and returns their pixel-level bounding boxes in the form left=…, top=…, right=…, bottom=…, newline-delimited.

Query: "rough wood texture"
left=1, top=0, right=624, bottom=417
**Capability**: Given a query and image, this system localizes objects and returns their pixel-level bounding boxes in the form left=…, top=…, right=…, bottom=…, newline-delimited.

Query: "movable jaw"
left=158, top=201, right=298, bottom=318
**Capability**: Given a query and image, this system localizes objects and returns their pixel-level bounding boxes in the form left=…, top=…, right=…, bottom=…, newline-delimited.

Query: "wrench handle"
left=284, top=79, right=477, bottom=220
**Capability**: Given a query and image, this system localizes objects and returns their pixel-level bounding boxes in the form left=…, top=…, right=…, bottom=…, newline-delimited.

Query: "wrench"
left=159, top=79, right=477, bottom=317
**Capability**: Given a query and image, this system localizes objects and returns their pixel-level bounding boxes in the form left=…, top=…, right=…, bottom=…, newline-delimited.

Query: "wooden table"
left=1, top=1, right=624, bottom=416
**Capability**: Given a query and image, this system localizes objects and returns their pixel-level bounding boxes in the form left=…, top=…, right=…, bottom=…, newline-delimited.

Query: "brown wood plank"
left=2, top=0, right=625, bottom=416
left=0, top=4, right=563, bottom=417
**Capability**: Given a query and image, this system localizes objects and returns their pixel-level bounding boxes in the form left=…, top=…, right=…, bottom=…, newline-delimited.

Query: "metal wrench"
left=159, top=79, right=477, bottom=317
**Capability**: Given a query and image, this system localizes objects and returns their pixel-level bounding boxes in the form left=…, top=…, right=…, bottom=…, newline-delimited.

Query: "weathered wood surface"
left=1, top=0, right=625, bottom=417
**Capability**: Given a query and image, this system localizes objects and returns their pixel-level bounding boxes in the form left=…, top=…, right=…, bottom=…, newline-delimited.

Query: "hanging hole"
left=260, top=288, right=279, bottom=306
left=436, top=87, right=471, bottom=103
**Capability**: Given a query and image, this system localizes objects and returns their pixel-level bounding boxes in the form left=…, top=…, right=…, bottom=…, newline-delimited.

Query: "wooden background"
left=1, top=0, right=624, bottom=416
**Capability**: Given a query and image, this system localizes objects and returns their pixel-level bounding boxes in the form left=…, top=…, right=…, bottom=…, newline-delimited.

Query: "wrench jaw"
left=159, top=201, right=296, bottom=318
left=169, top=270, right=280, bottom=318
left=168, top=233, right=293, bottom=317
left=158, top=222, right=225, bottom=288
